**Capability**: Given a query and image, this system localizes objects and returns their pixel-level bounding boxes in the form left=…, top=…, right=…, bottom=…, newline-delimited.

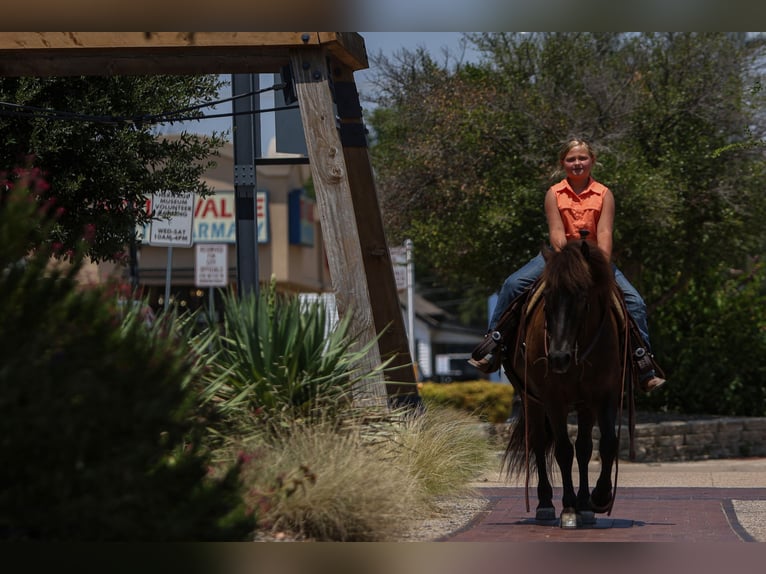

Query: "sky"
left=356, top=32, right=479, bottom=101
left=158, top=32, right=477, bottom=149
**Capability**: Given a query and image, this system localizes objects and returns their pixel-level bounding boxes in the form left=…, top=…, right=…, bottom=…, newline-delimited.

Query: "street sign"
left=195, top=243, right=229, bottom=287
left=390, top=246, right=407, bottom=291
left=149, top=191, right=194, bottom=247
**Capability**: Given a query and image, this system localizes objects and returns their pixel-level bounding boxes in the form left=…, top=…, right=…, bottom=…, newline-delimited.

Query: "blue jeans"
left=488, top=252, right=653, bottom=351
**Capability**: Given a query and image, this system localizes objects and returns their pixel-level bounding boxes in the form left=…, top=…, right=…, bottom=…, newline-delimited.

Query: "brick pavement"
left=443, top=487, right=766, bottom=542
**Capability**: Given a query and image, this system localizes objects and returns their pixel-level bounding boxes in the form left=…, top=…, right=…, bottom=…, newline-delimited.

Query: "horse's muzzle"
left=548, top=350, right=572, bottom=374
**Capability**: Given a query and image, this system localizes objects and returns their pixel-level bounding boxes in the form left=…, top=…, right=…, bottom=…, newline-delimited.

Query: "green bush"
left=649, top=264, right=766, bottom=416
left=418, top=381, right=515, bottom=423
left=0, top=180, right=252, bottom=541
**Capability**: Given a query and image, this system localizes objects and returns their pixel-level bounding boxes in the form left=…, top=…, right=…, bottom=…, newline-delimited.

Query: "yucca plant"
left=195, top=284, right=388, bottom=430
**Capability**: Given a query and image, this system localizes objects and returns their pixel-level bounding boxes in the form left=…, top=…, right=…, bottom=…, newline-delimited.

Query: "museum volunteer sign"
left=137, top=190, right=270, bottom=245
left=148, top=191, right=194, bottom=247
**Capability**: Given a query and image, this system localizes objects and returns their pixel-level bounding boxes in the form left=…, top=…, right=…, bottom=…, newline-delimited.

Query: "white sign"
left=149, top=191, right=195, bottom=247
left=195, top=243, right=229, bottom=287
left=390, top=246, right=407, bottom=291
left=138, top=191, right=270, bottom=245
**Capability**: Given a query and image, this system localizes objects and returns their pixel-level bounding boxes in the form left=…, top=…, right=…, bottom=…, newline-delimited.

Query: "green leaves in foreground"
left=196, top=287, right=384, bottom=425
left=0, top=183, right=252, bottom=541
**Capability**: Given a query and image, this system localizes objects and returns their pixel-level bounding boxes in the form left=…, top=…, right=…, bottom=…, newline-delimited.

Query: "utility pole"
left=232, top=73, right=261, bottom=296
left=405, top=238, right=415, bottom=362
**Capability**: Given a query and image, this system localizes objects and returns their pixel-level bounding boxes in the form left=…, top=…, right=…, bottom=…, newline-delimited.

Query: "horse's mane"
left=542, top=241, right=615, bottom=297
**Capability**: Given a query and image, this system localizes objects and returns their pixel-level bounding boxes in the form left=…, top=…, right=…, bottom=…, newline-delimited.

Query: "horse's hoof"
left=536, top=507, right=556, bottom=521
left=589, top=493, right=613, bottom=514
left=578, top=510, right=596, bottom=525
left=560, top=510, right=578, bottom=529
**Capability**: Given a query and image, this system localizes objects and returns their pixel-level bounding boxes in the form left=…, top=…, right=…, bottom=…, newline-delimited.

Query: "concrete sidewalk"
left=473, top=456, right=766, bottom=489
left=462, top=457, right=766, bottom=542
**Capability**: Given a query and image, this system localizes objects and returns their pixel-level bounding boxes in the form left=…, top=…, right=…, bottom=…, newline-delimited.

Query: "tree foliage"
left=367, top=32, right=766, bottom=415
left=0, top=74, right=227, bottom=263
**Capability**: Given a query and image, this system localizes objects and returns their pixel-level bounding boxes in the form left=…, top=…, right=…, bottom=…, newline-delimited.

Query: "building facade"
left=132, top=140, right=329, bottom=313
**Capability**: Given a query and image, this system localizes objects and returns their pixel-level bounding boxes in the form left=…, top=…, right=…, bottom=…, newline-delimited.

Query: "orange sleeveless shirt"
left=550, top=178, right=608, bottom=243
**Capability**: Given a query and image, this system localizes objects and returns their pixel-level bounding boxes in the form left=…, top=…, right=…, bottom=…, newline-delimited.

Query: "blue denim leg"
left=489, top=253, right=546, bottom=330
left=613, top=265, right=652, bottom=351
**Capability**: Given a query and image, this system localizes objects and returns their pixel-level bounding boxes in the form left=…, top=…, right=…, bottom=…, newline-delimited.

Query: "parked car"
left=430, top=353, right=487, bottom=383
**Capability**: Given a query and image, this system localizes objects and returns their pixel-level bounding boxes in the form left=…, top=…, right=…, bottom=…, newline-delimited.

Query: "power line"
left=0, top=82, right=293, bottom=128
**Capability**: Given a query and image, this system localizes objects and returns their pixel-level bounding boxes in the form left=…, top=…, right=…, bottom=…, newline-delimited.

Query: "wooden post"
left=331, top=65, right=420, bottom=403
left=289, top=47, right=389, bottom=409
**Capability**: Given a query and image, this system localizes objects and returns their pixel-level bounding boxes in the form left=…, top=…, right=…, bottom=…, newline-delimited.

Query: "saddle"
left=470, top=279, right=643, bottom=382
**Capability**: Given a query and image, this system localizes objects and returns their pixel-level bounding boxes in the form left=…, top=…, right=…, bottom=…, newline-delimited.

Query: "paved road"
left=446, top=458, right=766, bottom=542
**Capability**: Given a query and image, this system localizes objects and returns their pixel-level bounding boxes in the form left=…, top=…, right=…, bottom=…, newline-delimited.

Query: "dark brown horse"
left=502, top=239, right=629, bottom=528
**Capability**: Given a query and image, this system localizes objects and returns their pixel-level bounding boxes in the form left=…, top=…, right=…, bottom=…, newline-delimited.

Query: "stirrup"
left=471, top=330, right=503, bottom=361
left=468, top=353, right=501, bottom=374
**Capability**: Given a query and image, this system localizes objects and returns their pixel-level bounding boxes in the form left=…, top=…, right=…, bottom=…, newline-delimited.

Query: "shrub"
left=649, top=264, right=766, bottom=416
left=418, top=381, right=515, bottom=423
left=0, top=181, right=252, bottom=541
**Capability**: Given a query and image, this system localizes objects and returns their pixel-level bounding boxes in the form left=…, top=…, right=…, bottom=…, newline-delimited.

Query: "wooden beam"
left=333, top=65, right=419, bottom=402
left=0, top=32, right=368, bottom=76
left=289, top=46, right=388, bottom=409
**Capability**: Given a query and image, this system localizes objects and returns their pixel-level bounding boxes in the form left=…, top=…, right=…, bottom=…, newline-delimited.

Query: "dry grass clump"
left=237, top=419, right=426, bottom=541
left=389, top=403, right=496, bottom=497
left=229, top=404, right=496, bottom=541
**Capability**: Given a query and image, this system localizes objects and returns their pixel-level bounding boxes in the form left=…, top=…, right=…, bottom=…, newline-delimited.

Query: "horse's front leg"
left=528, top=403, right=555, bottom=521
left=548, top=407, right=577, bottom=528
left=591, top=407, right=618, bottom=513
left=574, top=409, right=596, bottom=524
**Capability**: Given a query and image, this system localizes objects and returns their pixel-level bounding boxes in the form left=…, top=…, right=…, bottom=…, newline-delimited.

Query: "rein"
left=610, top=290, right=636, bottom=514
left=575, top=301, right=611, bottom=366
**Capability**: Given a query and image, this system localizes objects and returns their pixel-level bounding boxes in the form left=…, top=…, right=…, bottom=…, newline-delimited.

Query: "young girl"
left=470, top=138, right=665, bottom=392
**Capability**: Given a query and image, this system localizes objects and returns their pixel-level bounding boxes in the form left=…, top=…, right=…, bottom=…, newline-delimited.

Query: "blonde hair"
left=558, top=138, right=596, bottom=163
left=550, top=137, right=599, bottom=180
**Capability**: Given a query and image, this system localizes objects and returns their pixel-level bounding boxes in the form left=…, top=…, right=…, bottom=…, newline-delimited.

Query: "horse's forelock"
left=543, top=242, right=615, bottom=296
left=543, top=243, right=592, bottom=294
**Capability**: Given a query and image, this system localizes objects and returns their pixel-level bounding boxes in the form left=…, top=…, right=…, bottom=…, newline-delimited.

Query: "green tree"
left=367, top=32, right=766, bottom=414
left=0, top=75, right=227, bottom=263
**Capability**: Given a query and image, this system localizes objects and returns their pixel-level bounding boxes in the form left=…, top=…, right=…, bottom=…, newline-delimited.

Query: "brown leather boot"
left=634, top=347, right=666, bottom=392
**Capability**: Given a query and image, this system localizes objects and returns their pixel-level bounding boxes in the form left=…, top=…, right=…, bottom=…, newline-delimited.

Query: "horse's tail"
left=501, top=399, right=554, bottom=481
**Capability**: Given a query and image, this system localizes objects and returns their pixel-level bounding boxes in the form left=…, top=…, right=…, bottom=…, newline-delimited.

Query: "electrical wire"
left=0, top=82, right=292, bottom=127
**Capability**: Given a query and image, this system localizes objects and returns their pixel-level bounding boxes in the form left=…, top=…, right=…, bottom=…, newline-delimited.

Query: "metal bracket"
left=234, top=164, right=255, bottom=186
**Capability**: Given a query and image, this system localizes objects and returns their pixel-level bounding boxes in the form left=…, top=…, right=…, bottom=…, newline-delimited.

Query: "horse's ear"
left=580, top=240, right=590, bottom=261
left=543, top=243, right=555, bottom=262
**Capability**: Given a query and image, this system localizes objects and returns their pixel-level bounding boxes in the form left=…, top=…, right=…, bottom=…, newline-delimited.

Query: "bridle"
left=543, top=300, right=611, bottom=368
